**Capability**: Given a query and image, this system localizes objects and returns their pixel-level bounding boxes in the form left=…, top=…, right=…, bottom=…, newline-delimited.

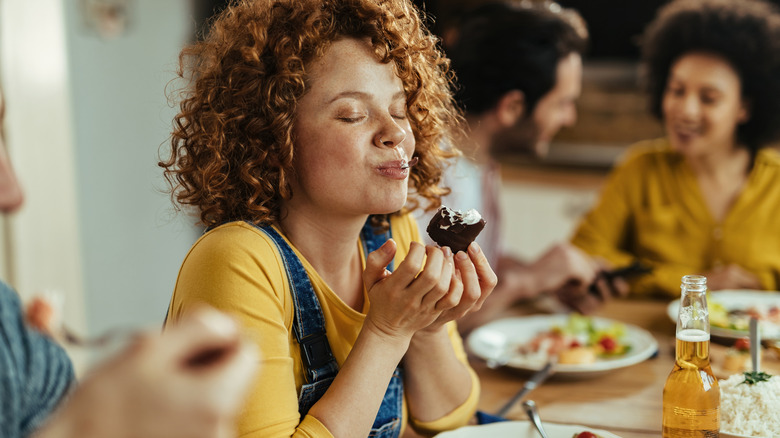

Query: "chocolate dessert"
left=426, top=206, right=486, bottom=253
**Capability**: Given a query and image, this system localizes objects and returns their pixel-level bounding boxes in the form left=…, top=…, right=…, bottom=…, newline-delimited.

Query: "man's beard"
left=489, top=116, right=546, bottom=159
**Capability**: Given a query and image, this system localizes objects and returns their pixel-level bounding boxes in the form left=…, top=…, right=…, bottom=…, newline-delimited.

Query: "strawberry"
left=598, top=335, right=617, bottom=352
left=734, top=337, right=750, bottom=352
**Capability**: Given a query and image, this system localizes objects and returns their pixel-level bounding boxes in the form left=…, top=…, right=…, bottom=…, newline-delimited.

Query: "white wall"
left=500, top=180, right=598, bottom=261
left=1, top=0, right=87, bottom=370
left=62, top=1, right=200, bottom=342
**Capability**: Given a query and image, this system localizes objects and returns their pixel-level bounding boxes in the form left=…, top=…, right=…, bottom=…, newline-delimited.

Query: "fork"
left=522, top=400, right=550, bottom=438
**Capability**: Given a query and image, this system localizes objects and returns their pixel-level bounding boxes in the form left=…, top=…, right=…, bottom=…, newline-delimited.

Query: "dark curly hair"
left=159, top=0, right=461, bottom=228
left=446, top=1, right=588, bottom=116
left=642, top=0, right=780, bottom=153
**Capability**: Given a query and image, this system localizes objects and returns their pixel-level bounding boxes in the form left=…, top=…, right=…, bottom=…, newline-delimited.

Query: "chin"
left=534, top=140, right=551, bottom=157
left=369, top=192, right=408, bottom=215
left=669, top=138, right=696, bottom=155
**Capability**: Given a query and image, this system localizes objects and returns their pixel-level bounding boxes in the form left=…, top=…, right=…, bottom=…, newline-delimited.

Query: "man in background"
left=418, top=1, right=627, bottom=334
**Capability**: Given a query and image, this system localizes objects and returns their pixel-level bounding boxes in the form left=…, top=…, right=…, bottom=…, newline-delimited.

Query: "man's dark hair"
left=642, top=0, right=780, bottom=153
left=447, top=1, right=588, bottom=116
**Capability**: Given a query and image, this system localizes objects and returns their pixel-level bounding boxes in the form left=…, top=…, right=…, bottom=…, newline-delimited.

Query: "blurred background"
left=0, top=0, right=766, bottom=372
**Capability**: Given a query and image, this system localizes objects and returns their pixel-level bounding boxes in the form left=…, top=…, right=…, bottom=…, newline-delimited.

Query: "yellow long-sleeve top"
left=166, top=213, right=479, bottom=437
left=571, top=138, right=780, bottom=298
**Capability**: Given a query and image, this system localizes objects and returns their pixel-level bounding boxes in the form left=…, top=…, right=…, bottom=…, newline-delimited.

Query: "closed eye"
left=337, top=114, right=366, bottom=123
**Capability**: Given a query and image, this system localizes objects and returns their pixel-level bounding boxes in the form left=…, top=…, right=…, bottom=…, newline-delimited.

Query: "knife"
left=494, top=357, right=557, bottom=418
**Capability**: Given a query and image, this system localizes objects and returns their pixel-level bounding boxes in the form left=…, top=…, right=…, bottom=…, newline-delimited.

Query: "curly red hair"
left=159, top=0, right=461, bottom=228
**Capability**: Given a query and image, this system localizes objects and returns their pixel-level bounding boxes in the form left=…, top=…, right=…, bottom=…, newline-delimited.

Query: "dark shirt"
left=0, top=281, right=74, bottom=437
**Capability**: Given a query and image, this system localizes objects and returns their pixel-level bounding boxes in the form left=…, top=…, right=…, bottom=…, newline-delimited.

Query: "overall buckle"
left=299, top=332, right=335, bottom=370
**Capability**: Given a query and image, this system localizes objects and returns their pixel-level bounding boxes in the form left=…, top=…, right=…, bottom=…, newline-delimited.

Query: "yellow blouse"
left=571, top=138, right=780, bottom=297
left=166, top=214, right=479, bottom=437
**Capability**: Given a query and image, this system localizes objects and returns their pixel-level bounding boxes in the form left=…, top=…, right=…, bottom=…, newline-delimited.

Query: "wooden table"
left=469, top=298, right=780, bottom=438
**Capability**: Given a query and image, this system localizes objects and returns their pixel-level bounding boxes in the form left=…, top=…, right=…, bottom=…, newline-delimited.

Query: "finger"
left=557, top=285, right=598, bottom=314
left=421, top=247, right=453, bottom=307
left=199, top=337, right=259, bottom=412
left=409, top=245, right=446, bottom=295
left=592, top=275, right=611, bottom=301
left=388, top=241, right=427, bottom=286
left=453, top=250, right=481, bottom=309
left=436, top=268, right=466, bottom=314
left=573, top=295, right=599, bottom=314
left=612, top=277, right=630, bottom=297
left=161, top=307, right=244, bottom=372
left=362, top=239, right=397, bottom=291
left=466, top=242, right=497, bottom=308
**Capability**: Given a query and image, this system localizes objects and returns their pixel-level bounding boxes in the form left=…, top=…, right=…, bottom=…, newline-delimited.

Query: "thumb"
left=363, top=239, right=397, bottom=290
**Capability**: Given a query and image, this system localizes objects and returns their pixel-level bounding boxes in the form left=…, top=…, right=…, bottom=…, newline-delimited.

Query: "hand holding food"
left=363, top=240, right=458, bottom=338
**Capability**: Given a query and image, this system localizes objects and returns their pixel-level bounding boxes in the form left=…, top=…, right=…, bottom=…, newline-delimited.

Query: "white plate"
left=667, top=290, right=780, bottom=340
left=466, top=315, right=658, bottom=376
left=436, top=420, right=622, bottom=437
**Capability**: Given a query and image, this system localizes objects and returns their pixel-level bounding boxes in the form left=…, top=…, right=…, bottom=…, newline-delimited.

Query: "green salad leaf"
left=740, top=371, right=773, bottom=385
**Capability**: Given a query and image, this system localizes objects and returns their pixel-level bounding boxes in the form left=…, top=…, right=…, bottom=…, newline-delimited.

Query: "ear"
left=738, top=98, right=752, bottom=124
left=495, top=90, right=525, bottom=127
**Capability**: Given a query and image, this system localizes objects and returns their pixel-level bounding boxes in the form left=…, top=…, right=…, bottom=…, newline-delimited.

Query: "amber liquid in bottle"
left=662, top=275, right=719, bottom=438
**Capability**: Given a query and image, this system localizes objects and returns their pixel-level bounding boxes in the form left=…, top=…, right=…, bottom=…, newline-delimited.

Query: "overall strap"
left=255, top=224, right=339, bottom=383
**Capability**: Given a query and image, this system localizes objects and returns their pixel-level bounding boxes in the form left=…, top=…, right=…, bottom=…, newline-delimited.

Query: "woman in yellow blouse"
left=159, top=0, right=496, bottom=437
left=572, top=0, right=780, bottom=298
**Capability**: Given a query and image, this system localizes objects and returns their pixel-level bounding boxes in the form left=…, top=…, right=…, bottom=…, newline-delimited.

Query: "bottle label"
left=662, top=407, right=719, bottom=437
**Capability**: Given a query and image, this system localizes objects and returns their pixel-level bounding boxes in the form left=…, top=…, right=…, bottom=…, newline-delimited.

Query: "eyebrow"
left=668, top=79, right=726, bottom=95
left=327, top=90, right=406, bottom=104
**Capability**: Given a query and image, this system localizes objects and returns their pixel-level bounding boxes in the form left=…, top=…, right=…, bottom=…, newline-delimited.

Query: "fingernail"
left=456, top=251, right=468, bottom=261
left=382, top=240, right=394, bottom=254
left=468, top=241, right=480, bottom=255
left=442, top=246, right=452, bottom=258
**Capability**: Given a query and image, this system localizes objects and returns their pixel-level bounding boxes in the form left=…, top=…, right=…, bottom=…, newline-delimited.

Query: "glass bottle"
left=662, top=275, right=720, bottom=437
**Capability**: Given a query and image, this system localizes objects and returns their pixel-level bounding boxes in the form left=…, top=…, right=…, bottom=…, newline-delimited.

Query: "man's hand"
left=36, top=307, right=258, bottom=438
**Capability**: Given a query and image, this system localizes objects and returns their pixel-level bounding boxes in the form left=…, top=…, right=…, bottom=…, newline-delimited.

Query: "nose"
left=679, top=93, right=700, bottom=119
left=373, top=116, right=407, bottom=148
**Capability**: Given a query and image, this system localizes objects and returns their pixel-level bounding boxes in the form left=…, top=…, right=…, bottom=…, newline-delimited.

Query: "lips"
left=376, top=160, right=410, bottom=180
left=669, top=122, right=701, bottom=144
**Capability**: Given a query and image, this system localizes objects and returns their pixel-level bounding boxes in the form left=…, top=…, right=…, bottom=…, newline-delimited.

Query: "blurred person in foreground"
left=571, top=0, right=780, bottom=297
left=160, top=0, right=497, bottom=436
left=418, top=1, right=627, bottom=334
left=0, top=85, right=258, bottom=438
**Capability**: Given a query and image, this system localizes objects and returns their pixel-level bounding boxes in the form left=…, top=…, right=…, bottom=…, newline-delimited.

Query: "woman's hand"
left=362, top=240, right=496, bottom=338
left=362, top=240, right=453, bottom=339
left=422, top=242, right=497, bottom=332
left=705, top=264, right=762, bottom=291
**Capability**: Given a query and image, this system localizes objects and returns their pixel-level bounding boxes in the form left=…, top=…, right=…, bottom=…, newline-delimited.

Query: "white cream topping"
left=437, top=206, right=482, bottom=229
left=460, top=208, right=483, bottom=225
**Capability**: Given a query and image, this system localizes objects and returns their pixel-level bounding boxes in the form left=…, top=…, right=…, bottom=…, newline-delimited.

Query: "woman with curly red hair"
left=160, top=0, right=496, bottom=436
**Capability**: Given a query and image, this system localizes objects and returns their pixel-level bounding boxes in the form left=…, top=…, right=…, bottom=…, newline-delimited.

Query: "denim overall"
left=0, top=281, right=74, bottom=438
left=253, top=219, right=403, bottom=438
